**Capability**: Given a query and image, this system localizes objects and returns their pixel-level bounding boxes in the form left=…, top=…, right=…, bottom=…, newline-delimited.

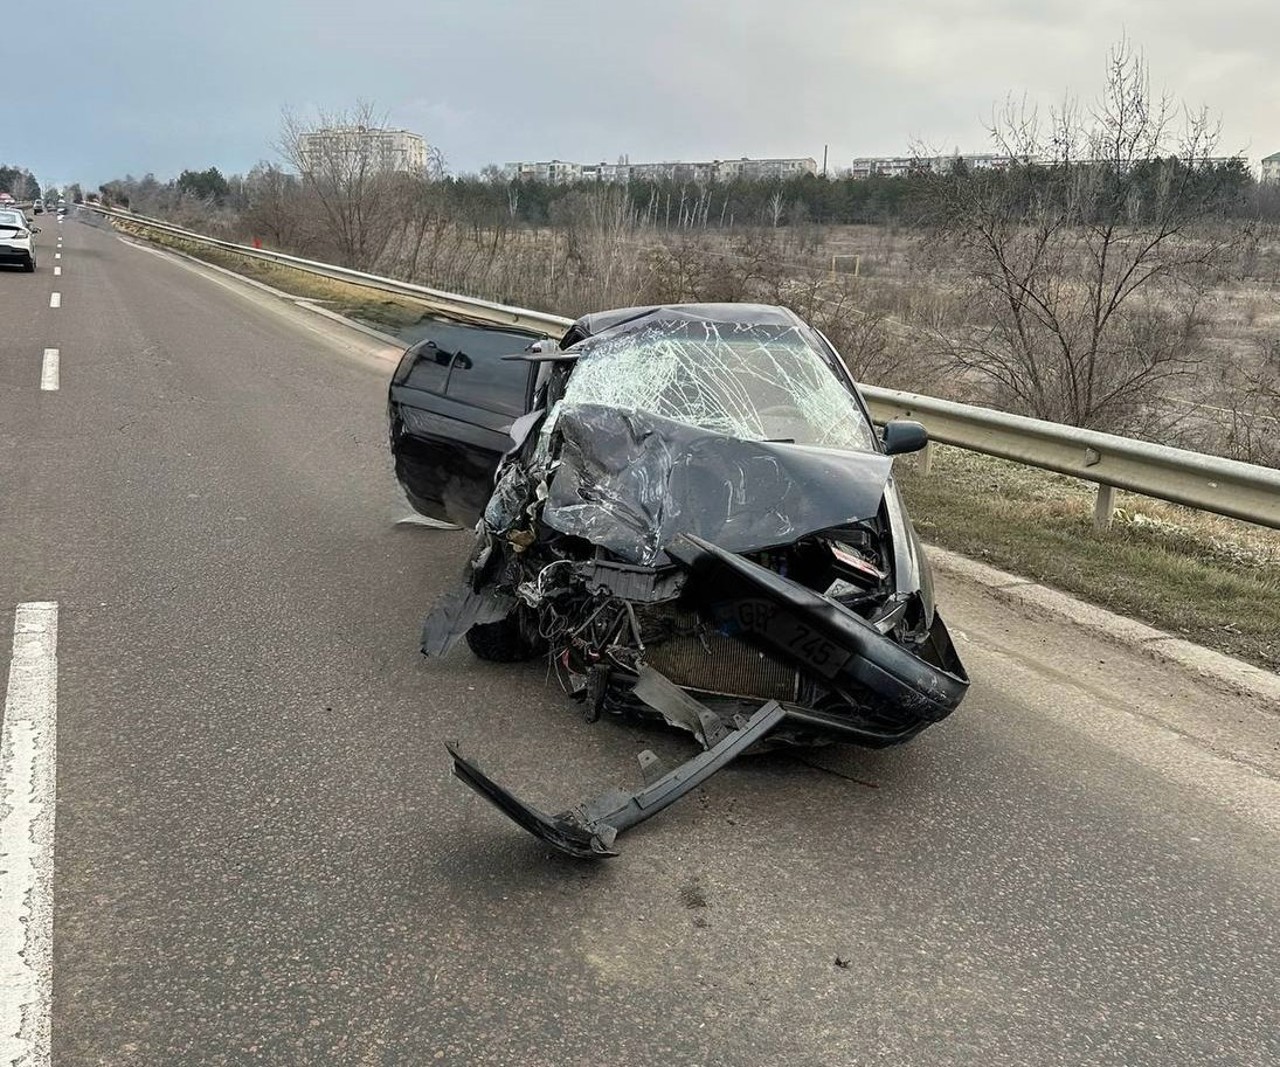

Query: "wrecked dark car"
left=389, top=303, right=968, bottom=857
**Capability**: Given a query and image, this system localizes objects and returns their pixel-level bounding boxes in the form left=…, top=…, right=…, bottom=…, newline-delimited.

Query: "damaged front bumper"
left=670, top=533, right=969, bottom=745
left=448, top=699, right=786, bottom=858
left=443, top=534, right=968, bottom=858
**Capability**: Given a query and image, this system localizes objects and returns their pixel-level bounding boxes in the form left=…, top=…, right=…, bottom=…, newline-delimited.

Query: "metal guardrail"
left=93, top=205, right=1280, bottom=531
left=90, top=205, right=571, bottom=337
left=863, top=388, right=1280, bottom=530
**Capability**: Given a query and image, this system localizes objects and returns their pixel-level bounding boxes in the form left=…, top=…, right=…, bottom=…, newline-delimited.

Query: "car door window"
left=445, top=350, right=534, bottom=417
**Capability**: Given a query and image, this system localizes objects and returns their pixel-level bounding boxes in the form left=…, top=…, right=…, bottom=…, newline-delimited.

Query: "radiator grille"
left=642, top=631, right=798, bottom=702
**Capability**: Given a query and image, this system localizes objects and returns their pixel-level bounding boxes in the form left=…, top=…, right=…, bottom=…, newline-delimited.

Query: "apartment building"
left=1262, top=152, right=1280, bottom=184
left=503, top=157, right=818, bottom=184
left=298, top=127, right=428, bottom=175
left=849, top=153, right=1017, bottom=179
left=504, top=160, right=584, bottom=183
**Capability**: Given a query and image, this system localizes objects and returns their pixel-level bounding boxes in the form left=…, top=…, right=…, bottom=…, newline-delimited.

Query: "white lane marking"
left=0, top=602, right=58, bottom=1067
left=48, top=294, right=60, bottom=309
left=52, top=267, right=60, bottom=277
left=53, top=254, right=59, bottom=260
left=39, top=349, right=58, bottom=391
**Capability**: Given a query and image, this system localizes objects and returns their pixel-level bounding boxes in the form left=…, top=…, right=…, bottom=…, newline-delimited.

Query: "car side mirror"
left=31, top=226, right=40, bottom=234
left=882, top=419, right=929, bottom=456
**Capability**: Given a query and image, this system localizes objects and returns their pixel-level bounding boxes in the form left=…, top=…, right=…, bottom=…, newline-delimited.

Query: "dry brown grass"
left=896, top=446, right=1280, bottom=670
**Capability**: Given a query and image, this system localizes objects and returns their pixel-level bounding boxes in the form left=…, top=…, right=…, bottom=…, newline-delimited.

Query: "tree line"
left=91, top=48, right=1277, bottom=458
left=97, top=154, right=1268, bottom=233
left=0, top=164, right=42, bottom=201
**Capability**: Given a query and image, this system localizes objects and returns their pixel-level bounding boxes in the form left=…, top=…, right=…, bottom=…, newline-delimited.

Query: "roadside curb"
left=928, top=546, right=1280, bottom=714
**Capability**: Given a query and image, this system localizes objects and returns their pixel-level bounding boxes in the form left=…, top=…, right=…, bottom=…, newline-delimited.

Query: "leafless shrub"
left=276, top=102, right=401, bottom=270
left=1217, top=337, right=1280, bottom=467
left=916, top=39, right=1252, bottom=434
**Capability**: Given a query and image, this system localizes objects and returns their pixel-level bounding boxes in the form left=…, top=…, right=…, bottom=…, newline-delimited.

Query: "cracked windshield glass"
left=561, top=321, right=879, bottom=452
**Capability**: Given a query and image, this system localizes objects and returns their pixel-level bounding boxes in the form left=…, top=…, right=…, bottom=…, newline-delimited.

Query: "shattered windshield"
left=560, top=320, right=878, bottom=452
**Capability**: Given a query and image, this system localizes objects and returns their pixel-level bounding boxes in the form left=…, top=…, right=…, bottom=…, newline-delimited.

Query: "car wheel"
left=23, top=255, right=34, bottom=273
left=465, top=610, right=546, bottom=663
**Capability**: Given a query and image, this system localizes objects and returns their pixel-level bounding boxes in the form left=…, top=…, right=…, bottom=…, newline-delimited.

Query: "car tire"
left=22, top=255, right=34, bottom=273
left=465, top=610, right=545, bottom=663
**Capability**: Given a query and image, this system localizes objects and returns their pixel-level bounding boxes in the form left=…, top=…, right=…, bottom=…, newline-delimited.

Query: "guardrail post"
left=918, top=441, right=934, bottom=476
left=1093, top=483, right=1116, bottom=529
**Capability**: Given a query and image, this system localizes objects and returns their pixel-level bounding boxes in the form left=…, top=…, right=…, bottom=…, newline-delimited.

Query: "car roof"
left=562, top=302, right=808, bottom=347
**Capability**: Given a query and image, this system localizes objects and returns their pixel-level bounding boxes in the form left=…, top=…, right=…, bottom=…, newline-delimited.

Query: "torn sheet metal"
left=421, top=584, right=516, bottom=657
left=542, top=404, right=893, bottom=566
left=396, top=514, right=463, bottom=530
left=631, top=665, right=732, bottom=748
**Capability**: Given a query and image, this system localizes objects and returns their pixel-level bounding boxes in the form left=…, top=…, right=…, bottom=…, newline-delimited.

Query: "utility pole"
left=822, top=144, right=828, bottom=178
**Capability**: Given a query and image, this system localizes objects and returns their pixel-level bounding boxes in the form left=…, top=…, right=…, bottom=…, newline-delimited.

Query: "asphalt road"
left=0, top=213, right=1277, bottom=1067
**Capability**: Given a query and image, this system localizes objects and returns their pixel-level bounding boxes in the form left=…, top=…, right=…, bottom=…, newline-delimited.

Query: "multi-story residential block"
left=849, top=153, right=1017, bottom=179
left=1262, top=152, right=1280, bottom=184
left=503, top=160, right=584, bottom=183
left=717, top=157, right=818, bottom=180
left=848, top=156, right=925, bottom=179
left=503, top=157, right=817, bottom=184
left=850, top=151, right=1248, bottom=180
left=299, top=127, right=428, bottom=175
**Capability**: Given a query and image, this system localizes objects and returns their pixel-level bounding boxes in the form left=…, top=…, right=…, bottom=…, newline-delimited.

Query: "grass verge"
left=114, top=223, right=436, bottom=335
left=896, top=446, right=1280, bottom=672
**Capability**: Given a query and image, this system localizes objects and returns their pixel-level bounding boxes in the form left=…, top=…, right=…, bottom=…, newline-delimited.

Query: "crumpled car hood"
left=542, top=403, right=894, bottom=565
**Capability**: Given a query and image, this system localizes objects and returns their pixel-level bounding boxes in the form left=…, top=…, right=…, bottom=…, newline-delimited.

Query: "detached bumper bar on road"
left=447, top=700, right=786, bottom=858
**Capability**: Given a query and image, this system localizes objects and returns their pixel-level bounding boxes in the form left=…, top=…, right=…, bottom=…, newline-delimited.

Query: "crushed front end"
left=416, top=307, right=969, bottom=856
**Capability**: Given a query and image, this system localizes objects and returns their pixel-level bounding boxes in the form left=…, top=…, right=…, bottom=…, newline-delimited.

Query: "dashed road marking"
left=48, top=293, right=60, bottom=309
left=52, top=267, right=61, bottom=277
left=40, top=349, right=58, bottom=391
left=0, top=601, right=58, bottom=1067
left=54, top=254, right=60, bottom=260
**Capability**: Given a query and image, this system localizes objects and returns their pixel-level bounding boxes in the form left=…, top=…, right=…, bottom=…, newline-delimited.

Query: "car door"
left=388, top=323, right=541, bottom=525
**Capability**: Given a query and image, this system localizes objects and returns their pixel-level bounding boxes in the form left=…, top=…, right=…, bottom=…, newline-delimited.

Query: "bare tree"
left=277, top=102, right=400, bottom=270
left=242, top=162, right=303, bottom=248
left=919, top=39, right=1251, bottom=432
left=766, top=188, right=785, bottom=228
left=425, top=145, right=448, bottom=182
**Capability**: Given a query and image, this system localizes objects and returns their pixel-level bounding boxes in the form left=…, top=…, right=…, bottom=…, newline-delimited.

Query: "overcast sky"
left=16, top=0, right=1280, bottom=189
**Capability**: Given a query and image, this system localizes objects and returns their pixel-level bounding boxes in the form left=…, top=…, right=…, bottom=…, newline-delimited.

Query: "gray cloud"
left=14, top=0, right=1278, bottom=189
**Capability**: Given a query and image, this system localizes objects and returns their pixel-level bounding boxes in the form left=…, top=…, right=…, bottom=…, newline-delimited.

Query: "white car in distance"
left=0, top=208, right=40, bottom=271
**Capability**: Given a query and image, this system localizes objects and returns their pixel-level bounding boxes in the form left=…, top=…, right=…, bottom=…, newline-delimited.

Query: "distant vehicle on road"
left=33, top=199, right=44, bottom=214
left=0, top=192, right=15, bottom=205
left=0, top=208, right=39, bottom=271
